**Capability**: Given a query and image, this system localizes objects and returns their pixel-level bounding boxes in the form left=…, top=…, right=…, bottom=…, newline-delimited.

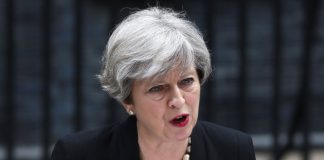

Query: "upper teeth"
left=176, top=115, right=185, bottom=120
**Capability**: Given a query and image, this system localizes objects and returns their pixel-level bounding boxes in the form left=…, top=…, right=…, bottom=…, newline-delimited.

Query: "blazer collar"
left=191, top=122, right=208, bottom=160
left=115, top=116, right=140, bottom=160
left=115, top=116, right=215, bottom=160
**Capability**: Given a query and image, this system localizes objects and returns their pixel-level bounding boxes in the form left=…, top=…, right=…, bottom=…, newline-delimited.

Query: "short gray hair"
left=98, top=7, right=211, bottom=102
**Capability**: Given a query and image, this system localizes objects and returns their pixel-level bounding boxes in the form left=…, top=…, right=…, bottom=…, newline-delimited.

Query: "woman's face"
left=125, top=66, right=201, bottom=142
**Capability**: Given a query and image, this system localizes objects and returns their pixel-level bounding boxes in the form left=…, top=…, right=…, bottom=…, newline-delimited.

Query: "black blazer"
left=51, top=116, right=256, bottom=160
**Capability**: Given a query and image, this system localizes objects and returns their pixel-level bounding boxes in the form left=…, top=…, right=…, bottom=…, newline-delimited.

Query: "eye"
left=147, top=84, right=167, bottom=100
left=148, top=85, right=165, bottom=93
left=179, top=78, right=194, bottom=87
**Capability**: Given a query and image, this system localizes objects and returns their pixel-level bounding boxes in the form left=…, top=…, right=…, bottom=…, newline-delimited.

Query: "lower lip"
left=170, top=116, right=189, bottom=127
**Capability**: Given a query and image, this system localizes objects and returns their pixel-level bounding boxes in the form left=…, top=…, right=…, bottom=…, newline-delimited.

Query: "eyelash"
left=180, top=78, right=194, bottom=86
left=148, top=85, right=165, bottom=93
left=148, top=78, right=195, bottom=93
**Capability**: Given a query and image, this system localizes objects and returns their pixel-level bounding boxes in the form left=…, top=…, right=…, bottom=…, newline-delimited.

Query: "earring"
left=128, top=110, right=134, bottom=115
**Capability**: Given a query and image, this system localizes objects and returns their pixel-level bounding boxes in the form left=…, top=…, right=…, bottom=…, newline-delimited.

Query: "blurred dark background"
left=0, top=0, right=324, bottom=159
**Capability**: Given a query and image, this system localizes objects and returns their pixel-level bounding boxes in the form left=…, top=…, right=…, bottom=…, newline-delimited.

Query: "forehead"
left=143, top=66, right=196, bottom=84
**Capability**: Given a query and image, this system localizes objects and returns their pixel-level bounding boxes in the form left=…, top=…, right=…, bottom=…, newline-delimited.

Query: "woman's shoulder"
left=51, top=123, right=120, bottom=159
left=55, top=116, right=138, bottom=145
left=195, top=120, right=253, bottom=146
left=192, top=121, right=256, bottom=160
left=196, top=121, right=250, bottom=139
left=51, top=116, right=139, bottom=160
left=58, top=123, right=119, bottom=146
left=51, top=116, right=141, bottom=160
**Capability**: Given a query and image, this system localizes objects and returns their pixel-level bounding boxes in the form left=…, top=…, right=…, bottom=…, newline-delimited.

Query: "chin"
left=174, top=126, right=193, bottom=141
left=174, top=134, right=190, bottom=141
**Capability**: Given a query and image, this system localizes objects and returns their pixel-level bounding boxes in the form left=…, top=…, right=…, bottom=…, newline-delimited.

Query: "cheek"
left=186, top=88, right=200, bottom=107
left=134, top=97, right=166, bottom=118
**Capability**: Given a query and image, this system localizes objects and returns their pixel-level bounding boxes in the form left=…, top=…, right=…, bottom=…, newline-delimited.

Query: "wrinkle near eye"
left=180, top=78, right=194, bottom=85
left=148, top=85, right=165, bottom=93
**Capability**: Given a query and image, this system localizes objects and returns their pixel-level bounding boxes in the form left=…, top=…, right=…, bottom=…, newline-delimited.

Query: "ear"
left=121, top=101, right=135, bottom=115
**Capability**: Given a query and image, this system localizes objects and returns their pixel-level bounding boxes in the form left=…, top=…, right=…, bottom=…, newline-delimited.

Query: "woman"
left=51, top=7, right=256, bottom=160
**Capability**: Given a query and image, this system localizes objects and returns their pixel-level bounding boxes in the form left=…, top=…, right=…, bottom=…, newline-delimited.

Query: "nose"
left=167, top=86, right=185, bottom=109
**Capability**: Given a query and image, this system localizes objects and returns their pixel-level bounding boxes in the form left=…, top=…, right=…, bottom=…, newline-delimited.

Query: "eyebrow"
left=148, top=68, right=196, bottom=84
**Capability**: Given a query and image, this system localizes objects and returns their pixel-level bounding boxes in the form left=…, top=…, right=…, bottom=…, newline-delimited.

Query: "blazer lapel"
left=112, top=116, right=140, bottom=160
left=190, top=121, right=221, bottom=160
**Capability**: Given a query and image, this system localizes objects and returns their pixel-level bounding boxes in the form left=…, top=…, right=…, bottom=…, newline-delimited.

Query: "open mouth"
left=170, top=114, right=189, bottom=127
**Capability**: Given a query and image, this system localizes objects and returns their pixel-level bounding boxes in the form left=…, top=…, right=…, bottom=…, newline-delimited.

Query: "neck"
left=137, top=124, right=189, bottom=160
left=138, top=136, right=188, bottom=160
